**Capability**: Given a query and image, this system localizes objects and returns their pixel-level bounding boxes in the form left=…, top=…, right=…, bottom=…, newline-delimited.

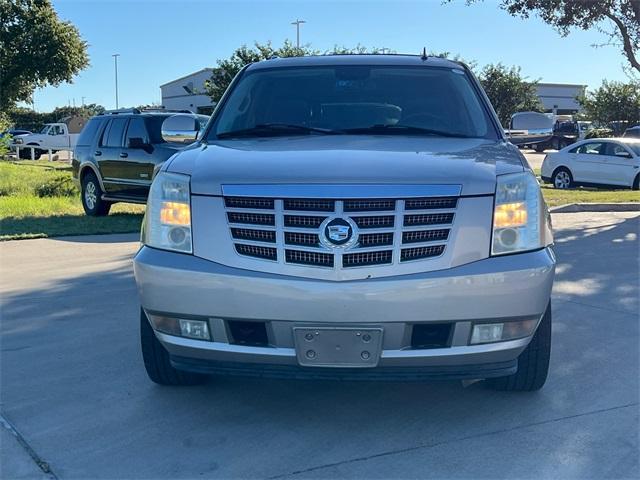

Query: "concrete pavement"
left=1, top=213, right=638, bottom=479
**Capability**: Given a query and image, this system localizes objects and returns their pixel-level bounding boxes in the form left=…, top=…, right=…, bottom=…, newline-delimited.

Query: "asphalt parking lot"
left=1, top=212, right=638, bottom=479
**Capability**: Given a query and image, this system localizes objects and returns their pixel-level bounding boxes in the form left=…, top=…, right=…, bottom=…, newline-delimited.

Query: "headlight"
left=492, top=171, right=546, bottom=255
left=143, top=172, right=192, bottom=253
left=14, top=137, right=23, bottom=144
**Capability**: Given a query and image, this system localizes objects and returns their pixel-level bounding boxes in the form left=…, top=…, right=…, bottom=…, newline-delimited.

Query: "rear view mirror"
left=162, top=114, right=205, bottom=144
left=506, top=112, right=554, bottom=147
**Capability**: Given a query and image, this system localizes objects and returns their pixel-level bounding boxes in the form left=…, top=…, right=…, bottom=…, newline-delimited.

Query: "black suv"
left=72, top=109, right=208, bottom=216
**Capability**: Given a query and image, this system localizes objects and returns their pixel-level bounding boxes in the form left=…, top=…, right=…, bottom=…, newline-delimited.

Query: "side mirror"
left=128, top=137, right=147, bottom=149
left=161, top=114, right=203, bottom=144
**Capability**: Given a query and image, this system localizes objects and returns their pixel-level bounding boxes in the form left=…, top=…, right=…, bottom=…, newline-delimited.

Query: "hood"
left=166, top=136, right=526, bottom=196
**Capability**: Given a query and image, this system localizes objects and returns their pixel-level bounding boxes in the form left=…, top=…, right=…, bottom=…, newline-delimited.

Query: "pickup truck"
left=13, top=116, right=87, bottom=159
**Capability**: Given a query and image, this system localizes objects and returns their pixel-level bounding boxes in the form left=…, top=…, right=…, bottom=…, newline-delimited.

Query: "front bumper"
left=134, top=246, right=555, bottom=377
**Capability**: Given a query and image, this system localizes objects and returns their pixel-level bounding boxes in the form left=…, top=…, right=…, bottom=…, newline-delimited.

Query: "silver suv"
left=134, top=55, right=555, bottom=391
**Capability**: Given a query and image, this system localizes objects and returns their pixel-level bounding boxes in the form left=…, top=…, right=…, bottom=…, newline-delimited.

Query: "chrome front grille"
left=225, top=194, right=457, bottom=270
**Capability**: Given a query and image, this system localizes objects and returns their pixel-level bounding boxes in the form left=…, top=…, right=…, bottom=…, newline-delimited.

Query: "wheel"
left=140, top=309, right=207, bottom=386
left=487, top=302, right=552, bottom=392
left=81, top=170, right=111, bottom=216
left=19, top=145, right=41, bottom=159
left=534, top=144, right=545, bottom=153
left=633, top=174, right=639, bottom=191
left=552, top=167, right=573, bottom=189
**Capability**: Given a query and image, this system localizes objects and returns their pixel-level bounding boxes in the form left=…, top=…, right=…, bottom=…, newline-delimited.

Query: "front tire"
left=81, top=170, right=111, bottom=216
left=487, top=302, right=552, bottom=392
left=140, top=309, right=207, bottom=386
left=552, top=167, right=573, bottom=189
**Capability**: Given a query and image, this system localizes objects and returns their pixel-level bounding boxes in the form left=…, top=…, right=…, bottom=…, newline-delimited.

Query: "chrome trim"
left=222, top=184, right=462, bottom=199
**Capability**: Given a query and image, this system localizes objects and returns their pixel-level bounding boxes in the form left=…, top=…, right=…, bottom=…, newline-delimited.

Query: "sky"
left=33, top=0, right=630, bottom=112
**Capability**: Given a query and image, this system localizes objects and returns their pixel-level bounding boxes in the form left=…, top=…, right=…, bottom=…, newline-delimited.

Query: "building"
left=535, top=83, right=586, bottom=116
left=160, top=68, right=216, bottom=114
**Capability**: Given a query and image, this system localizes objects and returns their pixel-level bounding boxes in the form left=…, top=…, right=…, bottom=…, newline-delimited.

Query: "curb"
left=550, top=203, right=640, bottom=213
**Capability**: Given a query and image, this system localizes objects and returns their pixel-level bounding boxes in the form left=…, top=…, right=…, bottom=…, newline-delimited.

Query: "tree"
left=578, top=80, right=640, bottom=132
left=204, top=41, right=392, bottom=103
left=0, top=0, right=89, bottom=111
left=453, top=1, right=640, bottom=75
left=477, top=64, right=544, bottom=126
left=7, top=104, right=105, bottom=131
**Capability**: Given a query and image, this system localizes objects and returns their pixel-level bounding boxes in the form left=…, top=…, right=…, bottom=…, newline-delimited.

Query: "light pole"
left=112, top=54, right=120, bottom=109
left=291, top=19, right=306, bottom=49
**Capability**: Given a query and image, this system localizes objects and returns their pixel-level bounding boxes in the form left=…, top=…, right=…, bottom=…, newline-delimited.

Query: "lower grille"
left=286, top=249, right=334, bottom=267
left=343, top=250, right=393, bottom=268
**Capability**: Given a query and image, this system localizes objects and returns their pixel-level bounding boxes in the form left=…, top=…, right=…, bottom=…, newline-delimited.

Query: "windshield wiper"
left=340, top=124, right=475, bottom=138
left=217, top=123, right=340, bottom=139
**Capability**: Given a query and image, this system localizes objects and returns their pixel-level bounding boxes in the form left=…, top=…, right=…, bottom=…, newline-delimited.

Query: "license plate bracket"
left=293, top=327, right=383, bottom=368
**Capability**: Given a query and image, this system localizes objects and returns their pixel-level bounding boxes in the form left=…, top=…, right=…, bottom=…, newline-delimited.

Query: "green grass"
left=0, top=160, right=144, bottom=240
left=541, top=185, right=639, bottom=207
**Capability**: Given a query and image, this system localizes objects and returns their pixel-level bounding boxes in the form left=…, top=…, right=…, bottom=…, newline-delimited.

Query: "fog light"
left=471, top=323, right=503, bottom=344
left=179, top=319, right=210, bottom=340
left=470, top=318, right=539, bottom=345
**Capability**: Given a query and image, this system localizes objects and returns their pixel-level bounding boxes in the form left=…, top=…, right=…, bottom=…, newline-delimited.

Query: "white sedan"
left=541, top=138, right=640, bottom=190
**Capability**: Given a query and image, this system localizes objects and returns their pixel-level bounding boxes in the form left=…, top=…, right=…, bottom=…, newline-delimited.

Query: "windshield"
left=40, top=125, right=50, bottom=134
left=209, top=65, right=495, bottom=140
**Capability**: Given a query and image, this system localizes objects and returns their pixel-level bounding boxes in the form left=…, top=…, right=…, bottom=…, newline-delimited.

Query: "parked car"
left=134, top=55, right=556, bottom=392
left=72, top=109, right=209, bottom=216
left=623, top=126, right=640, bottom=139
left=13, top=117, right=87, bottom=159
left=541, top=138, right=640, bottom=189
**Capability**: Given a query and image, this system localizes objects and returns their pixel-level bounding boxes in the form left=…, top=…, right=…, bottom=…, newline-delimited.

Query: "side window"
left=49, top=125, right=63, bottom=135
left=102, top=118, right=128, bottom=147
left=125, top=118, right=149, bottom=146
left=576, top=142, right=604, bottom=155
left=77, top=118, right=104, bottom=146
left=607, top=143, right=631, bottom=157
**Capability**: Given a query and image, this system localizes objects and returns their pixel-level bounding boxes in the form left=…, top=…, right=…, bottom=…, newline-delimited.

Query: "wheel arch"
left=551, top=165, right=572, bottom=179
left=79, top=162, right=107, bottom=192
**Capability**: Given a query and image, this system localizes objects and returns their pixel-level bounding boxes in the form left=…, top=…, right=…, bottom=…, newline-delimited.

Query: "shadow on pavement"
left=0, top=215, right=638, bottom=479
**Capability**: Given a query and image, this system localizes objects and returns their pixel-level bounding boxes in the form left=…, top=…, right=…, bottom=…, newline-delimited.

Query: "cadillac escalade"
left=134, top=54, right=555, bottom=391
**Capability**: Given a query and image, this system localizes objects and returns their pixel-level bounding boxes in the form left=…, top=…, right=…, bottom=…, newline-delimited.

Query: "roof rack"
left=100, top=108, right=141, bottom=115
left=140, top=108, right=193, bottom=114
left=99, top=108, right=194, bottom=116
